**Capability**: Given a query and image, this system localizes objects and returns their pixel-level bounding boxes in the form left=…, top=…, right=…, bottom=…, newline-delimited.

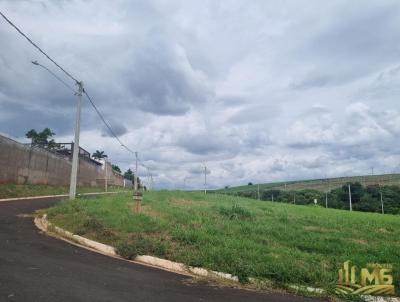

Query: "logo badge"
left=336, top=261, right=395, bottom=296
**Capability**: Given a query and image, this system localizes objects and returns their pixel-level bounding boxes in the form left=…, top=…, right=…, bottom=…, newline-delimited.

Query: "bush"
left=218, top=204, right=253, bottom=220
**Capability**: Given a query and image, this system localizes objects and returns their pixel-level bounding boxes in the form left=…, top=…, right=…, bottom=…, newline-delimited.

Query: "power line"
left=1, top=11, right=154, bottom=179
left=0, top=11, right=79, bottom=84
left=83, top=90, right=134, bottom=152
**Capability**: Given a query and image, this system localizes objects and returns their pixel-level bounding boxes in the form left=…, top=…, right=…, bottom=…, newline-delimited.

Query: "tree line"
left=232, top=182, right=400, bottom=215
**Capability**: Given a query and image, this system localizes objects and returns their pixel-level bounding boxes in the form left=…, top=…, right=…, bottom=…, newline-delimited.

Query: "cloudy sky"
left=1, top=0, right=400, bottom=189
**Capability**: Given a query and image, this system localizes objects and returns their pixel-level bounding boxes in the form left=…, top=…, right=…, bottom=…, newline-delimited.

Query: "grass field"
left=218, top=173, right=400, bottom=193
left=44, top=191, right=400, bottom=296
left=0, top=184, right=125, bottom=199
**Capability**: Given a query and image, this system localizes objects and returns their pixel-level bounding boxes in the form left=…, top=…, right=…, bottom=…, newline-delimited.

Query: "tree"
left=248, top=182, right=253, bottom=186
left=92, top=150, right=107, bottom=160
left=26, top=128, right=56, bottom=146
left=124, top=168, right=134, bottom=181
left=112, top=164, right=121, bottom=173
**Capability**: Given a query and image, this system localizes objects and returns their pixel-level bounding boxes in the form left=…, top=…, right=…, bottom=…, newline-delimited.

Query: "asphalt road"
left=0, top=197, right=326, bottom=302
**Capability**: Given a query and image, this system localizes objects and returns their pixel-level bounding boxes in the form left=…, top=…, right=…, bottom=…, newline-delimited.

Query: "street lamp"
left=32, top=60, right=83, bottom=200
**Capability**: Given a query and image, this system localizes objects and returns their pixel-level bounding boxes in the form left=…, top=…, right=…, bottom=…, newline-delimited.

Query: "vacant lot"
left=44, top=191, right=400, bottom=295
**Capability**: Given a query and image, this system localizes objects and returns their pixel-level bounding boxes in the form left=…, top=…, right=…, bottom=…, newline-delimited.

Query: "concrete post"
left=133, top=191, right=142, bottom=213
left=69, top=82, right=83, bottom=200
left=348, top=184, right=352, bottom=211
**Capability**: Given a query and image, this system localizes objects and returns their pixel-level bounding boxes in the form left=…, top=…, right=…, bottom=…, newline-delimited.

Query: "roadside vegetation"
left=0, top=184, right=125, bottom=199
left=44, top=191, right=400, bottom=295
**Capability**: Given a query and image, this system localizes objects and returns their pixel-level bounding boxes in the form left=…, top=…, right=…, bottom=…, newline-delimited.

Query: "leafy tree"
left=26, top=128, right=56, bottom=146
left=248, top=182, right=253, bottom=186
left=92, top=150, right=107, bottom=160
left=112, top=164, right=121, bottom=173
left=124, top=168, right=134, bottom=181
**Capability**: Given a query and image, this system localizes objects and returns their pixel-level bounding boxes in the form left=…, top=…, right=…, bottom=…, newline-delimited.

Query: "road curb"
left=34, top=214, right=240, bottom=281
left=0, top=190, right=127, bottom=203
left=34, top=215, right=399, bottom=301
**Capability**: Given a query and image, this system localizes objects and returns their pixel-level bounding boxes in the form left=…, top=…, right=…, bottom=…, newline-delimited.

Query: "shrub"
left=218, top=205, right=253, bottom=220
left=116, top=237, right=168, bottom=259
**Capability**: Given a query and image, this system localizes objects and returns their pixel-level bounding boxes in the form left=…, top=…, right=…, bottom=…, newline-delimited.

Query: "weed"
left=218, top=204, right=252, bottom=220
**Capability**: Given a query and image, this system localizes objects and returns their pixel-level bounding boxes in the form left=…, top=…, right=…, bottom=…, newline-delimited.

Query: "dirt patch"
left=378, top=228, right=392, bottom=234
left=169, top=198, right=207, bottom=207
left=141, top=205, right=165, bottom=219
left=303, top=226, right=331, bottom=233
left=321, top=260, right=332, bottom=269
left=351, top=239, right=368, bottom=245
left=269, top=252, right=280, bottom=259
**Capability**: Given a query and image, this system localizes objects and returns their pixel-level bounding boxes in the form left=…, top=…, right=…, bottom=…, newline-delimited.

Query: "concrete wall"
left=0, top=135, right=124, bottom=187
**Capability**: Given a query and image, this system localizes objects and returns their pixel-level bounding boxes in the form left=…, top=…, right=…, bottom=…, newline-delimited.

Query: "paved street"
left=0, top=197, right=325, bottom=302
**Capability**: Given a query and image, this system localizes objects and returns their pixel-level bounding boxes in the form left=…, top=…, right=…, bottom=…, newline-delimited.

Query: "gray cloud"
left=1, top=0, right=400, bottom=189
left=123, top=37, right=213, bottom=116
left=177, top=132, right=233, bottom=155
left=100, top=120, right=128, bottom=137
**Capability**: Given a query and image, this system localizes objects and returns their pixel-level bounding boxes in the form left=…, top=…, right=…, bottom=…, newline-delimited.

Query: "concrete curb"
left=34, top=215, right=399, bottom=301
left=0, top=190, right=128, bottom=203
left=34, top=214, right=238, bottom=281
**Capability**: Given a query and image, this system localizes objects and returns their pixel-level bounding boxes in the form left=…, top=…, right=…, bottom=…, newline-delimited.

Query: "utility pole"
left=379, top=182, right=384, bottom=214
left=104, top=159, right=108, bottom=192
left=293, top=192, right=296, bottom=204
left=348, top=184, right=352, bottom=211
left=325, top=191, right=328, bottom=208
left=69, top=81, right=83, bottom=200
left=257, top=184, right=260, bottom=200
left=271, top=193, right=274, bottom=202
left=205, top=166, right=208, bottom=194
left=325, top=179, right=331, bottom=208
left=134, top=152, right=138, bottom=191
left=146, top=167, right=151, bottom=191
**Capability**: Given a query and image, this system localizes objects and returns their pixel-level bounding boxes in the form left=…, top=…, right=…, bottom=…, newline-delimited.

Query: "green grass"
left=0, top=184, right=125, bottom=199
left=44, top=191, right=400, bottom=296
left=218, top=173, right=400, bottom=193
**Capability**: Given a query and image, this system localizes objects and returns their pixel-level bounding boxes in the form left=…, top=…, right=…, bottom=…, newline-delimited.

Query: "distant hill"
left=217, top=173, right=400, bottom=193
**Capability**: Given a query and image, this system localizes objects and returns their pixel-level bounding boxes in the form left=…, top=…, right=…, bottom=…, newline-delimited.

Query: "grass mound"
left=44, top=191, right=400, bottom=295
